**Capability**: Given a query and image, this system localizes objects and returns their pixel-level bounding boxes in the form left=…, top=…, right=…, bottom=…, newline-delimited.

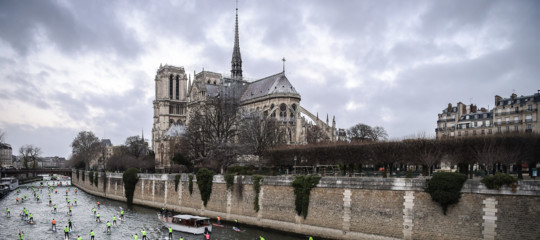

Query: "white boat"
left=157, top=214, right=212, bottom=234
left=0, top=177, right=19, bottom=191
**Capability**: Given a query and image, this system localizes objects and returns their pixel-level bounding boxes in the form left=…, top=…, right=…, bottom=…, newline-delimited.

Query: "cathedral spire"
left=231, top=5, right=243, bottom=79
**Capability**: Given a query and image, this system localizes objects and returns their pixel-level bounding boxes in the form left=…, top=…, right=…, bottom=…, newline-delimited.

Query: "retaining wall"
left=72, top=170, right=540, bottom=240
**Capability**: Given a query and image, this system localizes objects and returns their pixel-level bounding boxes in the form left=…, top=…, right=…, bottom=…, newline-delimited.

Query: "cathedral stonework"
left=152, top=7, right=337, bottom=171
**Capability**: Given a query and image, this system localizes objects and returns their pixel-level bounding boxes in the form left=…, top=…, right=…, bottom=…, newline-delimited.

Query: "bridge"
left=0, top=168, right=72, bottom=179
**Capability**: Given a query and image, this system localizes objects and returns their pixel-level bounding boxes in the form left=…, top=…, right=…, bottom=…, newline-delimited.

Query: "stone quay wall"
left=72, top=170, right=540, bottom=240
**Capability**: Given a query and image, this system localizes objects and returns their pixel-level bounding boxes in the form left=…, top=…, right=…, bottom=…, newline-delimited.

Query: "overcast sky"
left=0, top=0, right=539, bottom=158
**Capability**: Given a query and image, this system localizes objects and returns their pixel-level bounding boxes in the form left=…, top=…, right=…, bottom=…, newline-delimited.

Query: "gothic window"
left=290, top=104, right=296, bottom=119
left=270, top=104, right=276, bottom=118
left=176, top=75, right=180, bottom=100
left=279, top=103, right=287, bottom=121
left=169, top=74, right=174, bottom=99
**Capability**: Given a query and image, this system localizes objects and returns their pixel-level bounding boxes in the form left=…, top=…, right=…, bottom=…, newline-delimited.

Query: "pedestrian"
left=113, top=216, right=117, bottom=226
left=168, top=226, right=173, bottom=239
left=64, top=225, right=70, bottom=239
left=18, top=231, right=23, bottom=240
left=52, top=218, right=56, bottom=231
left=133, top=233, right=139, bottom=240
left=77, top=235, right=82, bottom=240
left=141, top=229, right=147, bottom=240
left=6, top=207, right=10, bottom=217
left=106, top=221, right=111, bottom=233
left=217, top=216, right=221, bottom=224
left=68, top=219, right=73, bottom=230
left=90, top=230, right=95, bottom=240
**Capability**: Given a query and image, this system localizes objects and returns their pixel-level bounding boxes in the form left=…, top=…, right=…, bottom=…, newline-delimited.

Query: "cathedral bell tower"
left=230, top=7, right=243, bottom=79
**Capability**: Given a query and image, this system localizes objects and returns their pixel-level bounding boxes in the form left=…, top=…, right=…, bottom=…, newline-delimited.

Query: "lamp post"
left=293, top=155, right=297, bottom=175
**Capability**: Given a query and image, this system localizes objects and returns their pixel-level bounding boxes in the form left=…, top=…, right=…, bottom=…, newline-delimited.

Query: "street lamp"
left=293, top=155, right=297, bottom=175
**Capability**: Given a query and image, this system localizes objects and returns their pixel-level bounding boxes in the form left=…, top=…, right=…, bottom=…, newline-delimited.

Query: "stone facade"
left=73, top=172, right=540, bottom=240
left=436, top=91, right=540, bottom=138
left=152, top=8, right=339, bottom=171
left=0, top=142, right=12, bottom=167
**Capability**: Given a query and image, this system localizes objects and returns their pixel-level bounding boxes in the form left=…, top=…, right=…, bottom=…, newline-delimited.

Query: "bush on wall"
left=253, top=175, right=263, bottom=212
left=425, top=172, right=467, bottom=215
left=225, top=173, right=235, bottom=191
left=481, top=172, right=518, bottom=190
left=123, top=168, right=140, bottom=205
left=292, top=175, right=321, bottom=219
left=196, top=168, right=214, bottom=207
left=89, top=171, right=94, bottom=185
left=188, top=175, right=193, bottom=195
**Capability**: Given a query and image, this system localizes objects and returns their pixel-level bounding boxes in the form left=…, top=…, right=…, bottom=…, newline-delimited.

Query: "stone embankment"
left=72, top=171, right=540, bottom=240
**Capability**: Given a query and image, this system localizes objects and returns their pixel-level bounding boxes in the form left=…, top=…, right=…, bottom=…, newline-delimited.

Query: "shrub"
left=481, top=172, right=518, bottom=190
left=196, top=168, right=215, bottom=207
left=94, top=172, right=98, bottom=187
left=122, top=168, right=140, bottom=205
left=174, top=174, right=181, bottom=192
left=253, top=175, right=263, bottom=212
left=188, top=175, right=193, bottom=195
left=425, top=172, right=467, bottom=215
left=292, top=175, right=321, bottom=219
left=89, top=171, right=94, bottom=185
left=225, top=173, right=235, bottom=191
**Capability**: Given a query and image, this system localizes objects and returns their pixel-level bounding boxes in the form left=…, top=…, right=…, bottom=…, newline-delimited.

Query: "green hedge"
left=292, top=175, right=321, bottom=219
left=481, top=172, right=518, bottom=190
left=196, top=168, right=214, bottom=207
left=225, top=173, right=235, bottom=191
left=425, top=172, right=467, bottom=215
left=253, top=175, right=263, bottom=212
left=188, top=175, right=193, bottom=195
left=122, top=168, right=140, bottom=205
left=89, top=171, right=94, bottom=185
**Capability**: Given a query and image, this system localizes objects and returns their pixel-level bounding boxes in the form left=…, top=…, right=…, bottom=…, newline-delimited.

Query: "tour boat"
left=0, top=177, right=19, bottom=191
left=157, top=214, right=212, bottom=234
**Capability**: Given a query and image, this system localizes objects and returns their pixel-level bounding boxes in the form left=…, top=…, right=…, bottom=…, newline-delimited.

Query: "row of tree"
left=264, top=134, right=540, bottom=179
left=69, top=131, right=153, bottom=171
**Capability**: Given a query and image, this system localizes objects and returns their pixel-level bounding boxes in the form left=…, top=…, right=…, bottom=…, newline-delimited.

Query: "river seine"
left=0, top=180, right=317, bottom=240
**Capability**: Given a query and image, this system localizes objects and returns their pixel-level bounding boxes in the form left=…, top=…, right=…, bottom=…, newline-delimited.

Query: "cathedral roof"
left=240, top=72, right=300, bottom=102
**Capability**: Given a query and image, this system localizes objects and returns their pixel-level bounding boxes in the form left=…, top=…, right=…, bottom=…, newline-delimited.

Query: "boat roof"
left=172, top=214, right=209, bottom=220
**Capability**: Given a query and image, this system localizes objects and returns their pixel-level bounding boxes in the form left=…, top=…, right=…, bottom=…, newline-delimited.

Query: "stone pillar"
left=342, top=189, right=351, bottom=232
left=141, top=180, right=145, bottom=199
left=482, top=198, right=498, bottom=240
left=152, top=180, right=156, bottom=202
left=257, top=186, right=264, bottom=219
left=403, top=191, right=415, bottom=240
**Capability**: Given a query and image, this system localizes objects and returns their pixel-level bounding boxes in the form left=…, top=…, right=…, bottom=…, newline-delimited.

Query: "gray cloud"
left=1, top=0, right=539, bottom=157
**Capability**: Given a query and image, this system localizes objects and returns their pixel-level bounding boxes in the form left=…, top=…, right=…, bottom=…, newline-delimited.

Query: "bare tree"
left=347, top=123, right=388, bottom=142
left=370, top=126, right=389, bottom=141
left=306, top=125, right=329, bottom=144
left=71, top=131, right=101, bottom=170
left=125, top=135, right=146, bottom=158
left=185, top=94, right=240, bottom=170
left=19, top=145, right=41, bottom=169
left=407, top=138, right=444, bottom=176
left=239, top=112, right=284, bottom=155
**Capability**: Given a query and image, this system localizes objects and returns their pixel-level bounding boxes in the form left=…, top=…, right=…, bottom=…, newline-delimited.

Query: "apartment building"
left=436, top=91, right=540, bottom=138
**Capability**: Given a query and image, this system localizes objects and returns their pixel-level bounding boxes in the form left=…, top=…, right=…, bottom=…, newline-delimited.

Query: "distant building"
left=0, top=143, right=12, bottom=167
left=40, top=156, right=67, bottom=168
left=436, top=91, right=540, bottom=138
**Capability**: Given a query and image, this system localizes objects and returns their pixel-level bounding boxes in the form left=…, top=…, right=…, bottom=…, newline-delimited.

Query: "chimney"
left=480, top=107, right=487, bottom=112
left=471, top=104, right=477, bottom=113
left=511, top=93, right=517, bottom=99
left=447, top=103, right=452, bottom=112
left=495, top=95, right=502, bottom=105
left=462, top=104, right=466, bottom=114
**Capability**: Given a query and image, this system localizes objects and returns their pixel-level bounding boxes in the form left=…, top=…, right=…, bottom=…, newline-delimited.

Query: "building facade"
left=436, top=91, right=540, bottom=138
left=152, top=8, right=338, bottom=171
left=0, top=143, right=12, bottom=167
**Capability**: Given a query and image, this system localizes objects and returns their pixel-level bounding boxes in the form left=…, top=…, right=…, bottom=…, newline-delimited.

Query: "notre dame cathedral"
left=152, top=7, right=338, bottom=172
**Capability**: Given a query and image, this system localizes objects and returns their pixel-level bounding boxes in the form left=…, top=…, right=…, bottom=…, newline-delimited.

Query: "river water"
left=0, top=180, right=318, bottom=240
